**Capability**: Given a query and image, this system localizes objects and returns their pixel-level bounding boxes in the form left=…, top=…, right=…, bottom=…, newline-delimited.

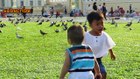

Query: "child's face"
left=90, top=19, right=104, bottom=33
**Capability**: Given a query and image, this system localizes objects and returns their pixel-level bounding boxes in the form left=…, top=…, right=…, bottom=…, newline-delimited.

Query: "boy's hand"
left=95, top=73, right=102, bottom=79
left=110, top=53, right=116, bottom=60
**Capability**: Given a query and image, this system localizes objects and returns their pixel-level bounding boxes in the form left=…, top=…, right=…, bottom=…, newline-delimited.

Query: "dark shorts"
left=93, top=58, right=107, bottom=74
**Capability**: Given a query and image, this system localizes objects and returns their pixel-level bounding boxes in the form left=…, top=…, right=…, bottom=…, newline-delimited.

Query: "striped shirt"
left=66, top=45, right=95, bottom=72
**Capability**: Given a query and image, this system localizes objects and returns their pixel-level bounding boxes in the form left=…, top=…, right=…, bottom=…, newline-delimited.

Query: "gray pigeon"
left=16, top=33, right=24, bottom=39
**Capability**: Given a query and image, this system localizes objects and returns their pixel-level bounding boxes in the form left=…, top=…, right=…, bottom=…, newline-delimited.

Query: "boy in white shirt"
left=83, top=11, right=116, bottom=79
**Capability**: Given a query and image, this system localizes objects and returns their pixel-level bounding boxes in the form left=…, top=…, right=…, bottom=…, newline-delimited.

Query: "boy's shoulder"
left=102, top=31, right=111, bottom=38
left=84, top=31, right=109, bottom=37
left=67, top=44, right=91, bottom=52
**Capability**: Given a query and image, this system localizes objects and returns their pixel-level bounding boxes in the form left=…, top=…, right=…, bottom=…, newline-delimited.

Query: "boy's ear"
left=68, top=39, right=71, bottom=44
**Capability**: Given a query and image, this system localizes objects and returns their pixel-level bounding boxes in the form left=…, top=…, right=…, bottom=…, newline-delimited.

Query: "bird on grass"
left=115, top=23, right=118, bottom=27
left=129, top=28, right=132, bottom=30
left=41, top=19, right=44, bottom=22
left=40, top=30, right=47, bottom=36
left=56, top=24, right=60, bottom=27
left=104, top=27, right=106, bottom=30
left=50, top=22, right=54, bottom=27
left=60, top=15, right=63, bottom=18
left=79, top=22, right=83, bottom=25
left=38, top=22, right=42, bottom=25
left=11, top=20, right=14, bottom=24
left=16, top=27, right=22, bottom=31
left=55, top=29, right=60, bottom=33
left=46, top=19, right=50, bottom=22
left=63, top=24, right=68, bottom=31
left=69, top=19, right=73, bottom=22
left=61, top=22, right=65, bottom=26
left=23, top=20, right=27, bottom=23
left=50, top=22, right=56, bottom=27
left=72, top=21, right=75, bottom=24
left=8, top=18, right=12, bottom=21
left=0, top=30, right=2, bottom=33
left=137, top=19, right=140, bottom=23
left=0, top=23, right=6, bottom=28
left=16, top=33, right=24, bottom=39
left=111, top=18, right=116, bottom=25
left=83, top=24, right=87, bottom=32
left=14, top=21, right=19, bottom=25
left=126, top=21, right=132, bottom=27
left=36, top=19, right=40, bottom=22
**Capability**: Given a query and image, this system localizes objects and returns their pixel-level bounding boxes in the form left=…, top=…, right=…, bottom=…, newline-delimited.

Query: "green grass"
left=0, top=21, right=140, bottom=79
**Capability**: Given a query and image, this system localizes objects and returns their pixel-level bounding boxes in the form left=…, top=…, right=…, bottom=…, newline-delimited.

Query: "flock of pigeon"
left=108, top=18, right=140, bottom=30
left=0, top=16, right=139, bottom=39
left=0, top=17, right=88, bottom=39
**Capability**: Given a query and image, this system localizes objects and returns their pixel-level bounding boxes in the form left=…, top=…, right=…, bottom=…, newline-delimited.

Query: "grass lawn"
left=0, top=20, right=140, bottom=79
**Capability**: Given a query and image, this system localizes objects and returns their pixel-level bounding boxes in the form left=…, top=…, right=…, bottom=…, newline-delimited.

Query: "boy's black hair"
left=87, top=11, right=104, bottom=25
left=67, top=25, right=84, bottom=45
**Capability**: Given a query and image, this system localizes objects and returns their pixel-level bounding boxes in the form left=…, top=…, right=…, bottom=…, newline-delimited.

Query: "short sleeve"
left=82, top=33, right=87, bottom=44
left=106, top=33, right=116, bottom=49
left=87, top=45, right=95, bottom=57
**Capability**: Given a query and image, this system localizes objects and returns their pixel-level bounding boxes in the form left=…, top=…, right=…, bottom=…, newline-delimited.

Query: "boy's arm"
left=94, top=58, right=102, bottom=79
left=109, top=49, right=116, bottom=60
left=60, top=52, right=70, bottom=79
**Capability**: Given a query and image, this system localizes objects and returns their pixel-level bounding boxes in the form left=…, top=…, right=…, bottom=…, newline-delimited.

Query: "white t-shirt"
left=83, top=31, right=116, bottom=58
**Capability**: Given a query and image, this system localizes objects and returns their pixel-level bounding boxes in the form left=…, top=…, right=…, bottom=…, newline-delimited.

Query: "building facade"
left=0, top=0, right=46, bottom=8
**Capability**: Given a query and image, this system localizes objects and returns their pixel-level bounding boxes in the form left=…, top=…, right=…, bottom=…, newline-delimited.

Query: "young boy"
left=60, top=25, right=102, bottom=79
left=83, top=12, right=116, bottom=79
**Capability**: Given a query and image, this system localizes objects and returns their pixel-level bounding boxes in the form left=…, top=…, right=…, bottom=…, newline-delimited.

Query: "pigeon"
left=56, top=24, right=60, bottom=27
left=69, top=19, right=73, bottom=22
left=60, top=20, right=63, bottom=22
left=40, top=30, right=47, bottom=36
left=104, top=27, right=106, bottom=30
left=60, top=15, right=63, bottom=18
left=83, top=24, right=87, bottom=32
left=0, top=24, right=3, bottom=28
left=16, top=27, right=22, bottom=31
left=61, top=22, right=65, bottom=26
left=137, top=19, right=140, bottom=23
left=36, top=19, right=40, bottom=22
left=38, top=22, right=42, bottom=25
left=115, top=23, right=118, bottom=27
left=126, top=21, right=132, bottom=27
left=63, top=24, right=68, bottom=31
left=23, top=20, right=27, bottom=23
left=0, top=30, right=2, bottom=33
left=41, top=19, right=44, bottom=22
left=111, top=18, right=116, bottom=25
left=8, top=18, right=12, bottom=21
left=72, top=21, right=75, bottom=24
left=16, top=33, right=24, bottom=39
left=50, top=22, right=55, bottom=27
left=0, top=23, right=6, bottom=28
left=11, top=20, right=14, bottom=24
left=20, top=20, right=24, bottom=23
left=53, top=21, right=57, bottom=25
left=46, top=19, right=50, bottom=22
left=129, top=28, right=132, bottom=30
left=14, top=21, right=19, bottom=25
left=79, top=22, right=83, bottom=25
left=55, top=29, right=60, bottom=33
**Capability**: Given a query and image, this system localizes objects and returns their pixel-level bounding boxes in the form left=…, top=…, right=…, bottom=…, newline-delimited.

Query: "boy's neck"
left=72, top=43, right=82, bottom=46
left=90, top=30, right=102, bottom=36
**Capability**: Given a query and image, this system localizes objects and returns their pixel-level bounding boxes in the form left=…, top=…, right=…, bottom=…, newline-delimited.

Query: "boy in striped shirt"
left=60, top=25, right=102, bottom=79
